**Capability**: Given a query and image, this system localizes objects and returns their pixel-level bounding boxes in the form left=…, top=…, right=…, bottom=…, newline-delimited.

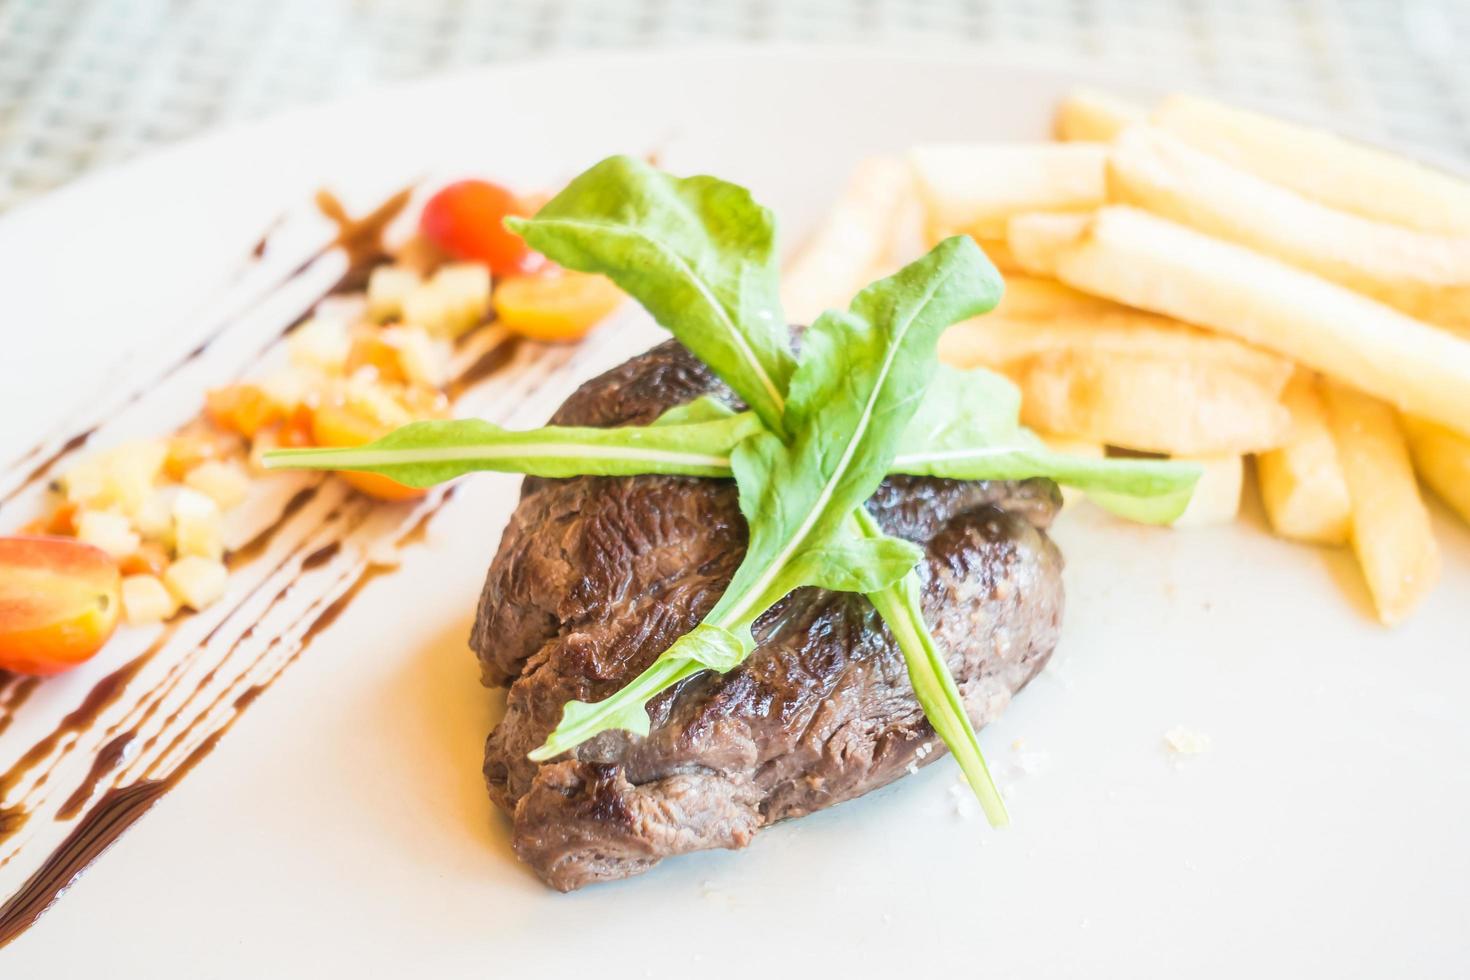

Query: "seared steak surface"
left=473, top=340, right=1064, bottom=891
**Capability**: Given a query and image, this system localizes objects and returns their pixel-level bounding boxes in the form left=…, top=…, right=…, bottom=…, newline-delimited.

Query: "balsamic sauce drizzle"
left=0, top=186, right=442, bottom=947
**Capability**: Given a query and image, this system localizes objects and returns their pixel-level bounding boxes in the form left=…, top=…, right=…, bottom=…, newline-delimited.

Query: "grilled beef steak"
left=472, top=340, right=1065, bottom=891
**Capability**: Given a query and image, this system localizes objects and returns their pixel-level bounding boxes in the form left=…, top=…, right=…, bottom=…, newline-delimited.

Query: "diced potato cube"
left=63, top=440, right=168, bottom=514
left=121, top=574, right=180, bottom=624
left=403, top=263, right=490, bottom=338
left=76, top=509, right=141, bottom=558
left=341, top=376, right=417, bottom=429
left=259, top=365, right=330, bottom=415
left=380, top=325, right=451, bottom=387
left=367, top=266, right=422, bottom=321
left=163, top=429, right=242, bottom=481
left=163, top=557, right=228, bottom=611
left=172, top=487, right=224, bottom=560
left=131, top=486, right=178, bottom=541
left=288, top=315, right=352, bottom=372
left=184, top=460, right=252, bottom=511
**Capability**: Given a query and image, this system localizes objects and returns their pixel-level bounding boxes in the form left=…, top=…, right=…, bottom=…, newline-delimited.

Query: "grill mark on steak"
left=473, top=339, right=1065, bottom=891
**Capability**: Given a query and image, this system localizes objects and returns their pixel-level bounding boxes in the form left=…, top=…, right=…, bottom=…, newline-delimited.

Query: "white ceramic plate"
left=3, top=47, right=1468, bottom=979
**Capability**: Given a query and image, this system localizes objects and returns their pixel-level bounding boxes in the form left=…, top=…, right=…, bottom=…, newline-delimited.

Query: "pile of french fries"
left=783, top=91, right=1470, bottom=626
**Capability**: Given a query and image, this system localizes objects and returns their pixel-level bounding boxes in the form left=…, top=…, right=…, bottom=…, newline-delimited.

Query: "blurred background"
left=1, top=0, right=1467, bottom=211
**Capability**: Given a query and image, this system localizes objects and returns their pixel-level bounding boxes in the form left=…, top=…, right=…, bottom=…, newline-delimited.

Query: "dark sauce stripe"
left=0, top=781, right=168, bottom=946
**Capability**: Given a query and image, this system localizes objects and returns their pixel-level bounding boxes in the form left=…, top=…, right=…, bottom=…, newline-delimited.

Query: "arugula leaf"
left=264, top=369, right=1196, bottom=523
left=707, top=236, right=1001, bottom=627
left=506, top=155, right=796, bottom=433
left=891, top=366, right=1202, bottom=524
left=855, top=508, right=1008, bottom=825
left=531, top=236, right=1002, bottom=761
left=260, top=399, right=762, bottom=484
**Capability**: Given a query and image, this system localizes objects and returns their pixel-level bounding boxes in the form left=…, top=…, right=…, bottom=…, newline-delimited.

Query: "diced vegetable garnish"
left=171, top=487, right=224, bottom=560
left=0, top=536, right=121, bottom=675
left=205, top=384, right=285, bottom=438
left=287, top=316, right=352, bottom=373
left=346, top=331, right=410, bottom=384
left=119, top=541, right=171, bottom=578
left=163, top=429, right=243, bottom=482
left=402, top=263, right=491, bottom=339
left=61, top=441, right=167, bottom=514
left=131, top=486, right=177, bottom=541
left=163, top=556, right=228, bottom=611
left=76, top=509, right=141, bottom=559
left=379, top=325, right=451, bottom=387
left=183, top=460, right=252, bottom=510
left=121, top=573, right=179, bottom=625
left=367, top=265, right=421, bottom=321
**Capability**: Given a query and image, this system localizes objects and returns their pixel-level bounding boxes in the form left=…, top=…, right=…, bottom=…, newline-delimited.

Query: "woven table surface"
left=1, top=0, right=1467, bottom=211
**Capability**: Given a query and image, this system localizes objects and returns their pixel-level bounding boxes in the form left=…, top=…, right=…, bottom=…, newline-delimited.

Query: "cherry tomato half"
left=419, top=180, right=538, bottom=277
left=0, top=536, right=121, bottom=675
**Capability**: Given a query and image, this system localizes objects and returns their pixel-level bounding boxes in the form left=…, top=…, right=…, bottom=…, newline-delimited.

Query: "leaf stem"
left=853, top=508, right=1009, bottom=827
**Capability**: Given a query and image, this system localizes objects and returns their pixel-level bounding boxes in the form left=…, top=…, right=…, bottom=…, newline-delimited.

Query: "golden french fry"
left=939, top=311, right=1294, bottom=385
left=992, top=275, right=1125, bottom=319
left=973, top=236, right=1024, bottom=275
left=1005, top=212, right=1091, bottom=275
left=1011, top=351, right=1289, bottom=456
left=1170, top=455, right=1244, bottom=527
left=1019, top=206, right=1470, bottom=437
left=1321, top=382, right=1440, bottom=625
left=1055, top=89, right=1145, bottom=142
left=1152, top=94, right=1470, bottom=236
left=1256, top=374, right=1352, bottom=545
left=1107, top=125, right=1470, bottom=330
left=1402, top=415, right=1470, bottom=526
left=939, top=312, right=1292, bottom=455
left=909, top=143, right=1105, bottom=240
left=782, top=156, right=912, bottom=324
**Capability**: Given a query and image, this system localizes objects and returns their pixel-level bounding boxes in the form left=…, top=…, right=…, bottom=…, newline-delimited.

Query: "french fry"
left=1012, top=352, right=1288, bottom=456
left=782, top=156, right=912, bottom=323
left=1402, top=415, right=1470, bottom=526
left=1321, top=382, right=1440, bottom=625
left=1170, top=455, right=1244, bottom=527
left=1152, top=94, right=1470, bottom=236
left=1055, top=89, right=1146, bottom=142
left=909, top=143, right=1105, bottom=240
left=1256, top=374, right=1352, bottom=545
left=939, top=313, right=1293, bottom=455
left=992, top=275, right=1125, bottom=319
left=976, top=236, right=1023, bottom=274
left=1012, top=206, right=1470, bottom=438
left=1107, top=125, right=1470, bottom=330
left=939, top=311, right=1295, bottom=384
left=1006, top=212, right=1092, bottom=275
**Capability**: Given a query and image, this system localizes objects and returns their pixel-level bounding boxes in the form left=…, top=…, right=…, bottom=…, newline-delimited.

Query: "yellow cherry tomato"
left=493, top=270, right=624, bottom=343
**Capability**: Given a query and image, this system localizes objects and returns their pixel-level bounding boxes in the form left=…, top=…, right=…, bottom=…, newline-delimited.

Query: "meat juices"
left=473, top=340, right=1065, bottom=891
